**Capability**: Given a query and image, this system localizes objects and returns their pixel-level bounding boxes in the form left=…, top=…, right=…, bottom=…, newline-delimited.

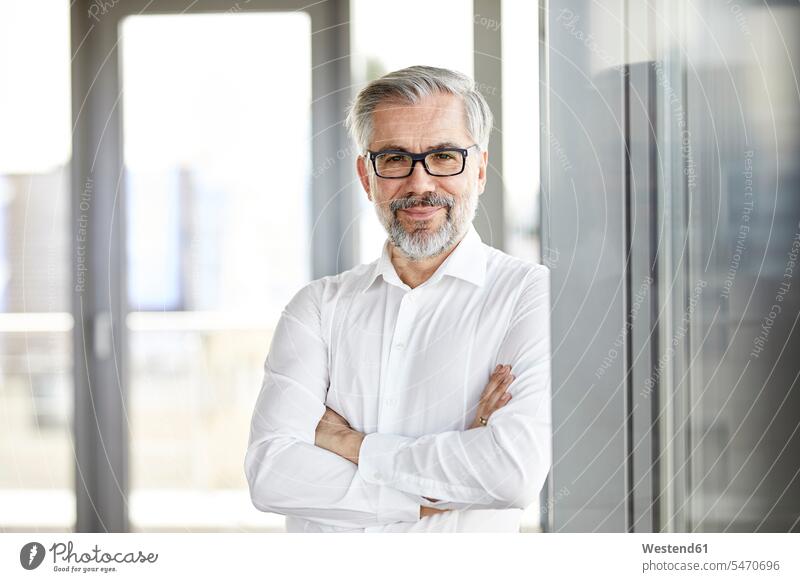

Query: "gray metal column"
left=308, top=0, right=356, bottom=277
left=71, top=1, right=129, bottom=532
left=625, top=3, right=660, bottom=533
left=473, top=0, right=505, bottom=250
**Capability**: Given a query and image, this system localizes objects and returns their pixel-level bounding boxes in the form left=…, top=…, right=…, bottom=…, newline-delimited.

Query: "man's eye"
left=435, top=152, right=456, bottom=160
left=386, top=155, right=407, bottom=162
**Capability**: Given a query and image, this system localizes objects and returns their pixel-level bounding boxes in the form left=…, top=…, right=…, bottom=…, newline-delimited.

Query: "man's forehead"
left=369, top=139, right=469, bottom=151
left=369, top=95, right=471, bottom=150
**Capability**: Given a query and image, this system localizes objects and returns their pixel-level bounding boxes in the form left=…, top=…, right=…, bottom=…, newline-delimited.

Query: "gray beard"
left=375, top=190, right=479, bottom=261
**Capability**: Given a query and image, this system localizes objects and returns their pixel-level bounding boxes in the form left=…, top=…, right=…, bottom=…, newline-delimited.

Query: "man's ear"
left=477, top=149, right=489, bottom=195
left=356, top=155, right=373, bottom=201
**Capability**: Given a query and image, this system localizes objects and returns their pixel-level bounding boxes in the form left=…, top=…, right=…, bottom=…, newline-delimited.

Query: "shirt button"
left=394, top=342, right=405, bottom=351
left=373, top=472, right=382, bottom=480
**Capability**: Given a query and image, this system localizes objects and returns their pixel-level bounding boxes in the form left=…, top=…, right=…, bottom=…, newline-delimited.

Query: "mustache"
left=388, top=193, right=455, bottom=213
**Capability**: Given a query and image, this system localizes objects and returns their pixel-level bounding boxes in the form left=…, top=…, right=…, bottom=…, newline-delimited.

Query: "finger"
left=484, top=364, right=505, bottom=391
left=485, top=373, right=514, bottom=411
left=481, top=365, right=511, bottom=398
left=480, top=365, right=506, bottom=397
left=478, top=371, right=510, bottom=411
left=487, top=368, right=512, bottom=398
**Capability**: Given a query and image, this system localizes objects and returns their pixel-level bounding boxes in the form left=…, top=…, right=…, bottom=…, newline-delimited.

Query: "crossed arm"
left=244, top=266, right=551, bottom=529
left=314, top=365, right=517, bottom=518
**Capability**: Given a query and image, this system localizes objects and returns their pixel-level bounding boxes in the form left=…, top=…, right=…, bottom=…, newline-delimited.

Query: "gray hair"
left=344, top=65, right=494, bottom=153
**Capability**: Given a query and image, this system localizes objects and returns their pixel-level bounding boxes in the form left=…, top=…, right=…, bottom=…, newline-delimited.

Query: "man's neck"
left=390, top=230, right=467, bottom=289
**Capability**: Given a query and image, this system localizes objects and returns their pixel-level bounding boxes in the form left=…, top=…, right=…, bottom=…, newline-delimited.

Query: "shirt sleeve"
left=357, top=265, right=552, bottom=510
left=244, top=280, right=424, bottom=530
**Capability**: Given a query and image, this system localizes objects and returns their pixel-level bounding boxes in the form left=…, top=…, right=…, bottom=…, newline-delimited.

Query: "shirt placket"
left=378, top=290, right=418, bottom=434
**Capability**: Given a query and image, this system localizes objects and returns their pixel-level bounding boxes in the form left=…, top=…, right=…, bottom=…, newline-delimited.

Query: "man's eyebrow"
left=374, top=142, right=464, bottom=152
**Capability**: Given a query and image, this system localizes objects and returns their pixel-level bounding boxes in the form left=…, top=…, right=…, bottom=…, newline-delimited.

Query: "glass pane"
left=655, top=1, right=800, bottom=532
left=121, top=12, right=312, bottom=532
left=502, top=0, right=542, bottom=265
left=351, top=0, right=475, bottom=262
left=0, top=0, right=74, bottom=532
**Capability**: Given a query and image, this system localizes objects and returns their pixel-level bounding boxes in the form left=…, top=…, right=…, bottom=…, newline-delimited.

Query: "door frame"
left=70, top=0, right=352, bottom=532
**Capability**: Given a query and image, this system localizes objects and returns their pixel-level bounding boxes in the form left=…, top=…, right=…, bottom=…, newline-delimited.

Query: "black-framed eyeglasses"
left=367, top=144, right=479, bottom=178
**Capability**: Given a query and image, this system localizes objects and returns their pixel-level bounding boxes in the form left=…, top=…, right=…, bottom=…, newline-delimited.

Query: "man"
left=245, top=65, right=551, bottom=532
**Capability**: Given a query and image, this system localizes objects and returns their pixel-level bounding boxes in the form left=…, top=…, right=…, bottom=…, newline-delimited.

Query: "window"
left=121, top=12, right=312, bottom=531
left=0, top=0, right=74, bottom=532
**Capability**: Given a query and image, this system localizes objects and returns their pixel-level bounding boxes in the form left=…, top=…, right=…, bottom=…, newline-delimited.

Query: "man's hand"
left=420, top=506, right=450, bottom=519
left=469, top=364, right=515, bottom=429
left=315, top=406, right=365, bottom=465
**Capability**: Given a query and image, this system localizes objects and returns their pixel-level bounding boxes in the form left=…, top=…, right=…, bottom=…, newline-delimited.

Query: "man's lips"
left=400, top=206, right=444, bottom=219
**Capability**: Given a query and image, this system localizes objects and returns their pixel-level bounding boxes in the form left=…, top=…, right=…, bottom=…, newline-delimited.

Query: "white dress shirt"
left=245, top=223, right=551, bottom=532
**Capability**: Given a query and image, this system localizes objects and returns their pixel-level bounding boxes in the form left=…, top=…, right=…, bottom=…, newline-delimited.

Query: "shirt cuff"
left=359, top=433, right=423, bottom=523
left=358, top=432, right=411, bottom=486
left=376, top=483, right=422, bottom=523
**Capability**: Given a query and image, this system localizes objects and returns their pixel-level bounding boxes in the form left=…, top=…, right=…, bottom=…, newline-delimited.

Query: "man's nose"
left=403, top=158, right=438, bottom=193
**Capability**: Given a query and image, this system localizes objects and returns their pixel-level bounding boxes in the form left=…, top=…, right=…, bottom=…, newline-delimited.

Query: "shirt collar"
left=360, top=223, right=486, bottom=293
